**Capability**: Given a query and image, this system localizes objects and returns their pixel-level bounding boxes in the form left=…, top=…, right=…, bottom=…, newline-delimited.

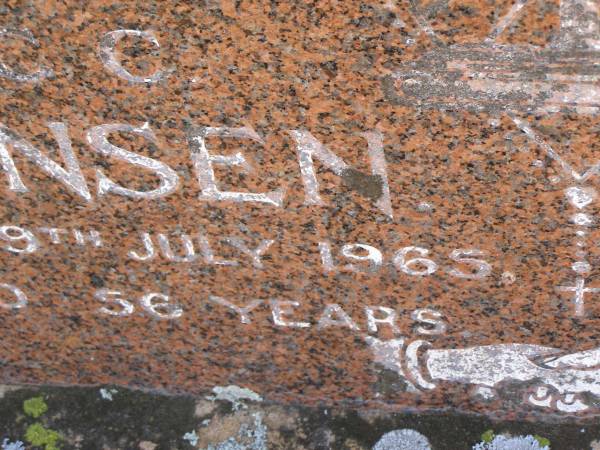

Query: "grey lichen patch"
left=1, top=439, right=24, bottom=450
left=99, top=388, right=117, bottom=401
left=341, top=168, right=383, bottom=200
left=194, top=404, right=302, bottom=450
left=472, top=434, right=550, bottom=450
left=183, top=430, right=199, bottom=447
left=211, top=385, right=263, bottom=410
left=373, top=429, right=431, bottom=450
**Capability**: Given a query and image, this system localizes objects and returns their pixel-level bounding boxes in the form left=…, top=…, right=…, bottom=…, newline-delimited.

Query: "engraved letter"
left=393, top=246, right=438, bottom=276
left=0, top=283, right=27, bottom=309
left=270, top=300, right=310, bottom=328
left=98, top=30, right=168, bottom=83
left=86, top=123, right=179, bottom=199
left=224, top=237, right=274, bottom=269
left=411, top=308, right=447, bottom=335
left=73, top=229, right=102, bottom=247
left=38, top=227, right=67, bottom=244
left=341, top=243, right=383, bottom=273
left=317, top=304, right=360, bottom=330
left=128, top=232, right=156, bottom=261
left=318, top=241, right=337, bottom=273
left=0, top=122, right=91, bottom=201
left=0, top=226, right=39, bottom=254
left=157, top=233, right=196, bottom=262
left=288, top=130, right=392, bottom=218
left=188, top=126, right=285, bottom=206
left=208, top=295, right=263, bottom=324
left=448, top=249, right=492, bottom=279
left=139, top=292, right=183, bottom=319
left=198, top=233, right=237, bottom=266
left=365, top=306, right=400, bottom=334
left=0, top=29, right=53, bottom=82
left=95, top=289, right=134, bottom=317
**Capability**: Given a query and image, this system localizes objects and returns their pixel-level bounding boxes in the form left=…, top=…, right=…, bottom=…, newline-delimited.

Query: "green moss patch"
left=23, top=397, right=48, bottom=419
left=481, top=429, right=494, bottom=443
left=25, top=423, right=61, bottom=450
left=533, top=434, right=551, bottom=447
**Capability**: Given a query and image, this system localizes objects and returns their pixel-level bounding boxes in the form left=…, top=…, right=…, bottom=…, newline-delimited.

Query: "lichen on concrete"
left=1, top=439, right=24, bottom=450
left=210, top=385, right=263, bottom=410
left=372, top=429, right=431, bottom=450
left=0, top=384, right=599, bottom=449
left=472, top=434, right=550, bottom=450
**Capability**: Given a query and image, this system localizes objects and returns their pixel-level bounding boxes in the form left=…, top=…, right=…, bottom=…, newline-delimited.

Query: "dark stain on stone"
left=381, top=74, right=403, bottom=105
left=341, top=167, right=383, bottom=200
left=89, top=274, right=104, bottom=288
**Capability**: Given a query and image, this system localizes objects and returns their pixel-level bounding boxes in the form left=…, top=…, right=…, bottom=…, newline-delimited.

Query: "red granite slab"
left=1, top=0, right=600, bottom=420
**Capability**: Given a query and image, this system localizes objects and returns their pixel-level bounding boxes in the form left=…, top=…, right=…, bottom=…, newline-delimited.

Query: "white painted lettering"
left=0, top=122, right=91, bottom=201
left=393, top=246, right=437, bottom=276
left=317, top=303, right=360, bottom=330
left=157, top=233, right=196, bottom=262
left=98, top=30, right=169, bottom=83
left=95, top=289, right=134, bottom=317
left=73, top=229, right=102, bottom=247
left=318, top=241, right=337, bottom=273
left=198, top=233, right=237, bottom=266
left=0, top=283, right=27, bottom=309
left=188, top=126, right=284, bottom=206
left=362, top=131, right=393, bottom=218
left=208, top=295, right=263, bottom=324
left=270, top=300, right=310, bottom=328
left=0, top=29, right=53, bottom=82
left=341, top=243, right=383, bottom=273
left=288, top=130, right=392, bottom=217
left=224, top=237, right=274, bottom=269
left=0, top=225, right=39, bottom=254
left=128, top=232, right=156, bottom=261
left=411, top=308, right=447, bottom=335
left=448, top=249, right=491, bottom=279
left=139, top=292, right=183, bottom=319
left=38, top=227, right=67, bottom=244
left=365, top=306, right=400, bottom=334
left=86, top=123, right=179, bottom=199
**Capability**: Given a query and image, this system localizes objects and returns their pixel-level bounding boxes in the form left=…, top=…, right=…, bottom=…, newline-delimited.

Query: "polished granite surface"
left=0, top=0, right=600, bottom=421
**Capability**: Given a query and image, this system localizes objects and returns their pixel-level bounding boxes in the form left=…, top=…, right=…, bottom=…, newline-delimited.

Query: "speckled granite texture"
left=1, top=0, right=600, bottom=421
